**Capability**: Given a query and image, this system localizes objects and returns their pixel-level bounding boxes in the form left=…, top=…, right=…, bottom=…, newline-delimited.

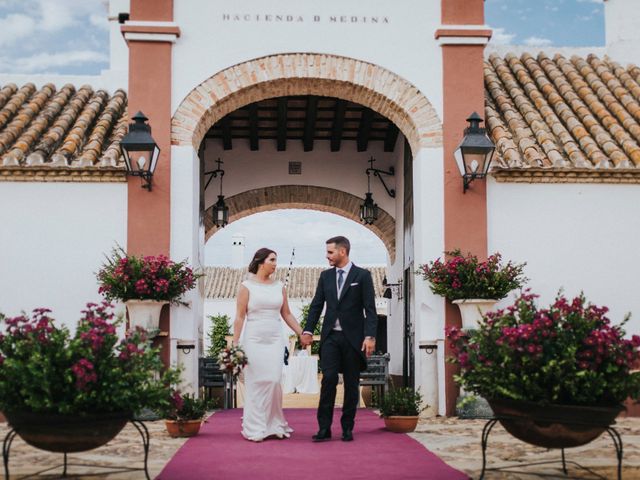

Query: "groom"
left=301, top=236, right=377, bottom=442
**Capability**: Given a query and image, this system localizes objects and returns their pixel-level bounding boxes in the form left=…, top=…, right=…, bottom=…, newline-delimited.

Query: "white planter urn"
left=452, top=299, right=498, bottom=330
left=125, top=299, right=168, bottom=331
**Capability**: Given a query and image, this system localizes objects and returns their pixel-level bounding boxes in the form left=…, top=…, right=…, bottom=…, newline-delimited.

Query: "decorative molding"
left=492, top=168, right=640, bottom=184
left=0, top=166, right=127, bottom=183
left=121, top=23, right=181, bottom=43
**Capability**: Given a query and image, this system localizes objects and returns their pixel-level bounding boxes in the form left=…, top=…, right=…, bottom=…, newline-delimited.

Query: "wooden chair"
left=359, top=353, right=390, bottom=407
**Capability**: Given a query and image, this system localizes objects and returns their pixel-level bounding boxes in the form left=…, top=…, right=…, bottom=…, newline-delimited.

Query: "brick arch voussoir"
left=204, top=186, right=396, bottom=263
left=172, top=53, right=443, bottom=156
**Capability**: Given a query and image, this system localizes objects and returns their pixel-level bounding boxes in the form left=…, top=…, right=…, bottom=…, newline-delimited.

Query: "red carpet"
left=157, top=408, right=469, bottom=480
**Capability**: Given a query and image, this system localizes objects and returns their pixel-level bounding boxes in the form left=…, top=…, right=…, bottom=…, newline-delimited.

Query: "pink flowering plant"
left=446, top=291, right=640, bottom=406
left=0, top=302, right=178, bottom=415
left=97, top=247, right=199, bottom=305
left=418, top=249, right=526, bottom=301
left=162, top=391, right=212, bottom=422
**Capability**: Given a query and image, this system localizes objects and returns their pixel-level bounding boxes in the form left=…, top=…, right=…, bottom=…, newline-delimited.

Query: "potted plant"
left=163, top=391, right=211, bottom=438
left=446, top=291, right=640, bottom=448
left=379, top=387, right=425, bottom=433
left=97, top=247, right=199, bottom=331
left=0, top=303, right=178, bottom=453
left=418, top=249, right=526, bottom=329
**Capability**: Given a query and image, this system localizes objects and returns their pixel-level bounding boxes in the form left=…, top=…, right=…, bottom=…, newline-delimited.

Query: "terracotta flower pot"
left=488, top=398, right=624, bottom=448
left=383, top=415, right=419, bottom=433
left=165, top=419, right=202, bottom=437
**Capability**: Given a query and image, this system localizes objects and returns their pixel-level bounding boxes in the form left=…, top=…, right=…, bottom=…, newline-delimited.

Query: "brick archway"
left=204, top=185, right=396, bottom=261
left=171, top=53, right=443, bottom=154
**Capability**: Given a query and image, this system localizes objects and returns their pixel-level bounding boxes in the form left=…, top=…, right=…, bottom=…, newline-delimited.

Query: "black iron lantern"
left=205, top=158, right=229, bottom=228
left=454, top=112, right=496, bottom=193
left=359, top=192, right=378, bottom=225
left=212, top=194, right=229, bottom=228
left=120, top=111, right=160, bottom=191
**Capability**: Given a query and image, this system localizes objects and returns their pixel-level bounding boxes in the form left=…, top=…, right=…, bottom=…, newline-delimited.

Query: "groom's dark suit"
left=305, top=264, right=377, bottom=434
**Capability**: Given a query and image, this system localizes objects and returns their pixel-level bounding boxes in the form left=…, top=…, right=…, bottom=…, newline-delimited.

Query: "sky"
left=0, top=0, right=606, bottom=265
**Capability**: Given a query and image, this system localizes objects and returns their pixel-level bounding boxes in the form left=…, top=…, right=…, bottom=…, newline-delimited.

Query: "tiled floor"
left=4, top=391, right=640, bottom=480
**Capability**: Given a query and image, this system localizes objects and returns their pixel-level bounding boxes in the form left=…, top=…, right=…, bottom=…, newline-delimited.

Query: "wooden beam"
left=330, top=99, right=346, bottom=152
left=357, top=108, right=374, bottom=152
left=303, top=96, right=318, bottom=152
left=277, top=97, right=287, bottom=151
left=384, top=123, right=400, bottom=152
left=248, top=103, right=259, bottom=151
left=220, top=116, right=232, bottom=150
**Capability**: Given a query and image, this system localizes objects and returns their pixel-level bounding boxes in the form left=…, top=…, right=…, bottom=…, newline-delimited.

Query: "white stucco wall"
left=605, top=0, right=640, bottom=66
left=172, top=0, right=444, bottom=121
left=0, top=182, right=127, bottom=330
left=204, top=138, right=398, bottom=218
left=488, top=179, right=640, bottom=335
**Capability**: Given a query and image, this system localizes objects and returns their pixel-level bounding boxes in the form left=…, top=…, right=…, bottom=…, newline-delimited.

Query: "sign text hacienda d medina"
left=222, top=14, right=390, bottom=24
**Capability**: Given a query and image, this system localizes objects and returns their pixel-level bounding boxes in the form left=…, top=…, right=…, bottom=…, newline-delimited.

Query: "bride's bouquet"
left=217, top=345, right=248, bottom=379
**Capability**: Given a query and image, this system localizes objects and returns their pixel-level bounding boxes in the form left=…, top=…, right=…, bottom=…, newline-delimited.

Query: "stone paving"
left=3, top=399, right=640, bottom=479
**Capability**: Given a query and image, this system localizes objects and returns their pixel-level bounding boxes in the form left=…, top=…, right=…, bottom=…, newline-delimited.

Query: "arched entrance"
left=203, top=185, right=396, bottom=262
left=170, top=52, right=445, bottom=412
left=172, top=53, right=442, bottom=154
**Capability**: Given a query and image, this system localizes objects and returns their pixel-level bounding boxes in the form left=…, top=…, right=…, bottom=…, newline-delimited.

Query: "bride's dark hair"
left=248, top=248, right=276, bottom=274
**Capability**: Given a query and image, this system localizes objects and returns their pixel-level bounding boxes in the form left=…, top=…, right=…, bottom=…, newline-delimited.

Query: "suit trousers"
left=318, top=330, right=361, bottom=432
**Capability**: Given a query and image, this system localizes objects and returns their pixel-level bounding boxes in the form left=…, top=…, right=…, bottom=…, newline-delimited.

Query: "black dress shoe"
left=312, top=429, right=332, bottom=442
left=341, top=430, right=353, bottom=442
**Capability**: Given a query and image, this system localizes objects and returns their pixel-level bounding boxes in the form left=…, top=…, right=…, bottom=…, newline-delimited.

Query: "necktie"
left=337, top=269, right=345, bottom=292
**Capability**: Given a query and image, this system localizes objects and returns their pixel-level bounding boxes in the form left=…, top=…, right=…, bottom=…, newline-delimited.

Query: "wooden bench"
left=359, top=353, right=390, bottom=406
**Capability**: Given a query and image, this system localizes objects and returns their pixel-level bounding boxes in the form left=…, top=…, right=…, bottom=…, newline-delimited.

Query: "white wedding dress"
left=239, top=279, right=293, bottom=441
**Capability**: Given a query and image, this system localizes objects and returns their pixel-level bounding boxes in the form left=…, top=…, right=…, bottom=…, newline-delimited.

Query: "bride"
left=232, top=247, right=303, bottom=441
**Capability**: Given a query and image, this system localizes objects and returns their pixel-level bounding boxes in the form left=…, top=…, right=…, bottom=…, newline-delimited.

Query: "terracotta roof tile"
left=486, top=53, right=640, bottom=179
left=0, top=83, right=127, bottom=169
left=204, top=265, right=387, bottom=300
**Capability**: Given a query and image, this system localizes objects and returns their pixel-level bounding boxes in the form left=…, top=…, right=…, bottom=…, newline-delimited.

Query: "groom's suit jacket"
left=305, top=264, right=378, bottom=371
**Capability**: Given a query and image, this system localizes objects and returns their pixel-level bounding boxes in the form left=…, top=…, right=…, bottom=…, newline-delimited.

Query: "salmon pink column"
left=122, top=0, right=179, bottom=366
left=438, top=0, right=492, bottom=415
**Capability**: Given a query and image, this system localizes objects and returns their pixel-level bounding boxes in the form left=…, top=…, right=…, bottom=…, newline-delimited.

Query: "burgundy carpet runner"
left=157, top=408, right=468, bottom=480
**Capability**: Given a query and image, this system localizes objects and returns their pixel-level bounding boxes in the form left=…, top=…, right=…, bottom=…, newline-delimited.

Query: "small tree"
left=297, top=304, right=322, bottom=355
left=206, top=313, right=231, bottom=359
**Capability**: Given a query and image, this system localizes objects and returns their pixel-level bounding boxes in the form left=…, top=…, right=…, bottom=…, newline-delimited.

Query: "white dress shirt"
left=332, top=262, right=352, bottom=331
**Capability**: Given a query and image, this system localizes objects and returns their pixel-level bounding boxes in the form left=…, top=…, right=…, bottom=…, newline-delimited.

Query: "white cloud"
left=577, top=0, right=603, bottom=3
left=489, top=27, right=516, bottom=45
left=0, top=14, right=36, bottom=47
left=0, top=49, right=108, bottom=73
left=89, top=13, right=109, bottom=30
left=523, top=36, right=553, bottom=47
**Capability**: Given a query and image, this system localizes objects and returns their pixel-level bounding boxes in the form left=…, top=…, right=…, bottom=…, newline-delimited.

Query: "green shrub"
left=207, top=313, right=231, bottom=358
left=379, top=387, right=424, bottom=417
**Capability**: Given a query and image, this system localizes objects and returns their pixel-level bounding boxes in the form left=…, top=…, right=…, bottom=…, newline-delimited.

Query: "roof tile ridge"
left=78, top=89, right=127, bottom=167
left=504, top=53, right=568, bottom=167
left=485, top=95, right=525, bottom=168
left=601, top=56, right=640, bottom=121
left=100, top=106, right=128, bottom=167
left=487, top=55, right=545, bottom=167
left=581, top=55, right=640, bottom=151
left=0, top=84, right=17, bottom=113
left=0, top=83, right=54, bottom=164
left=0, top=84, right=35, bottom=138
left=533, top=52, right=606, bottom=168
left=57, top=89, right=109, bottom=166
left=12, top=84, right=76, bottom=166
left=33, top=86, right=93, bottom=165
left=563, top=55, right=640, bottom=167
left=552, top=53, right=633, bottom=168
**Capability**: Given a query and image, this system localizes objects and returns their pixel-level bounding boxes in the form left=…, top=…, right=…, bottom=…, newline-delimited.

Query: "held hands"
left=361, top=337, right=376, bottom=357
left=300, top=333, right=313, bottom=348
